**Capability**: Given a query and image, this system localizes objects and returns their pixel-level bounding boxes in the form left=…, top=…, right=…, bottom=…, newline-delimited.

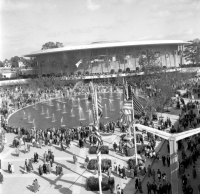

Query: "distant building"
left=24, top=40, right=188, bottom=75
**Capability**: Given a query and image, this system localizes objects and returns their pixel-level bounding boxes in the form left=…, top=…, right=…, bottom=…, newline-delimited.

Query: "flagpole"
left=132, top=91, right=138, bottom=165
left=97, top=152, right=102, bottom=194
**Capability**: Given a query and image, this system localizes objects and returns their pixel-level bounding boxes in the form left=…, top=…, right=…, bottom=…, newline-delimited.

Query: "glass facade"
left=35, top=44, right=180, bottom=75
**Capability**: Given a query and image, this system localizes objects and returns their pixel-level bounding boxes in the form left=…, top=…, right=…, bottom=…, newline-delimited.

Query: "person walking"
left=11, top=163, right=14, bottom=174
left=157, top=169, right=161, bottom=182
left=147, top=165, right=152, bottom=177
left=162, top=155, right=166, bottom=166
left=73, top=155, right=77, bottom=164
left=152, top=169, right=156, bottom=181
left=38, top=165, right=43, bottom=176
left=147, top=182, right=152, bottom=194
left=8, top=162, right=11, bottom=173
left=192, top=166, right=197, bottom=179
left=0, top=172, right=3, bottom=184
left=166, top=155, right=170, bottom=167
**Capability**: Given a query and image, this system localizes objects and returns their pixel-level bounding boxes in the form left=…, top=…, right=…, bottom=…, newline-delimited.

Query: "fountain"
left=86, top=101, right=89, bottom=112
left=109, top=99, right=115, bottom=111
left=33, top=119, right=35, bottom=128
left=110, top=86, right=113, bottom=98
left=71, top=108, right=75, bottom=117
left=46, top=109, right=50, bottom=118
left=52, top=113, right=56, bottom=122
left=120, top=101, right=123, bottom=109
left=79, top=106, right=85, bottom=120
left=103, top=90, right=107, bottom=99
left=85, top=93, right=87, bottom=100
left=23, top=111, right=26, bottom=119
left=99, top=96, right=102, bottom=104
left=63, top=104, right=67, bottom=113
left=28, top=113, right=31, bottom=123
left=41, top=106, right=45, bottom=115
left=77, top=98, right=80, bottom=107
left=72, top=97, right=77, bottom=107
left=88, top=109, right=93, bottom=124
left=49, top=99, right=54, bottom=106
left=61, top=117, right=65, bottom=126
left=104, top=104, right=109, bottom=118
left=57, top=103, right=61, bottom=111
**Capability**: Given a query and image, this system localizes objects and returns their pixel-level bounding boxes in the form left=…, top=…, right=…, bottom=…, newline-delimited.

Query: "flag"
left=75, top=59, right=82, bottom=68
left=97, top=97, right=103, bottom=117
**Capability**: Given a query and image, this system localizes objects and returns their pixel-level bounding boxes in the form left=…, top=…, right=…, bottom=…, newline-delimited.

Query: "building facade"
left=24, top=40, right=188, bottom=75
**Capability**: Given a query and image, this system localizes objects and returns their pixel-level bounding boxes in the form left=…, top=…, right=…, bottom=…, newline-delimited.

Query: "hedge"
left=128, top=158, right=144, bottom=169
left=87, top=159, right=112, bottom=170
left=89, top=146, right=109, bottom=154
left=86, top=176, right=114, bottom=191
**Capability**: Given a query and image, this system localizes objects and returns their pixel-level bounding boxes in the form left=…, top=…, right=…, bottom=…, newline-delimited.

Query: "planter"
left=127, top=148, right=135, bottom=156
left=86, top=176, right=114, bottom=191
left=87, top=159, right=112, bottom=170
left=127, top=158, right=144, bottom=169
left=89, top=146, right=109, bottom=154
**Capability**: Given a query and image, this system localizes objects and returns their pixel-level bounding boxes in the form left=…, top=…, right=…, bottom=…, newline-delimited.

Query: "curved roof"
left=24, top=40, right=189, bottom=57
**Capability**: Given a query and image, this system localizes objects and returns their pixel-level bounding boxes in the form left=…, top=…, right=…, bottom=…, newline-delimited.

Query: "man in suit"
left=166, top=155, right=170, bottom=167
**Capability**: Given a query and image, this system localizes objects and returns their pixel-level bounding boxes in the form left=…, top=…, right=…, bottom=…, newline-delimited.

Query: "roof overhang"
left=24, top=40, right=189, bottom=57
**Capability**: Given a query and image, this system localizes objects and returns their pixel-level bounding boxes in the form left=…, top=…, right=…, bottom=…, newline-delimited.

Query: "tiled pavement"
left=0, top=125, right=166, bottom=194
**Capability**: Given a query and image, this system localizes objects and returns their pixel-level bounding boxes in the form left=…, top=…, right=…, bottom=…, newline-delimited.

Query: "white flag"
left=75, top=59, right=82, bottom=68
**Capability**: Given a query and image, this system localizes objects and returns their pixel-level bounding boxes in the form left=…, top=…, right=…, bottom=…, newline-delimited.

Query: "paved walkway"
left=0, top=125, right=165, bottom=194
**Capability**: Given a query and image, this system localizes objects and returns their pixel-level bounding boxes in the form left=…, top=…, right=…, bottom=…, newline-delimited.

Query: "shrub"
left=101, top=146, right=109, bottom=154
left=89, top=146, right=109, bottom=154
left=86, top=176, right=114, bottom=191
left=87, top=159, right=112, bottom=170
left=89, top=146, right=97, bottom=154
left=128, top=158, right=144, bottom=169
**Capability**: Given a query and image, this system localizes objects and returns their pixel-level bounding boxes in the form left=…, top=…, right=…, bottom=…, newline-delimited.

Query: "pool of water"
left=8, top=92, right=146, bottom=129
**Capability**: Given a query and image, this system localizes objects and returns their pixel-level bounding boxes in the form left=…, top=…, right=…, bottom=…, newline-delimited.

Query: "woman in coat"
left=38, top=165, right=43, bottom=176
left=56, top=165, right=59, bottom=176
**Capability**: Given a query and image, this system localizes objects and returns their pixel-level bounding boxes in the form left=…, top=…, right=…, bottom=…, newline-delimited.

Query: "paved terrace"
left=1, top=99, right=198, bottom=194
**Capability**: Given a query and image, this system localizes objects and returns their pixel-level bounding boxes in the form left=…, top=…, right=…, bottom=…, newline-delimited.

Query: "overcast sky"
left=0, top=0, right=200, bottom=61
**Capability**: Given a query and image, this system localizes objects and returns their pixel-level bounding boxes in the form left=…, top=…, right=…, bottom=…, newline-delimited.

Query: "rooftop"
left=24, top=40, right=189, bottom=57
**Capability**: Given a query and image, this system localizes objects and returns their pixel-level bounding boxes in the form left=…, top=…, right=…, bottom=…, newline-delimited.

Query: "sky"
left=0, top=0, right=200, bottom=61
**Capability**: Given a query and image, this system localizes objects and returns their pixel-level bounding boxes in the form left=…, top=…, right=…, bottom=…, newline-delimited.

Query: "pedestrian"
left=38, top=165, right=43, bottom=176
left=43, top=163, right=47, bottom=174
left=0, top=172, right=3, bottom=184
left=73, top=154, right=77, bottom=164
left=162, top=155, right=166, bottom=166
left=11, top=163, right=14, bottom=174
left=108, top=176, right=115, bottom=193
left=138, top=179, right=143, bottom=193
left=166, top=155, right=170, bottom=167
left=198, top=183, right=200, bottom=194
left=152, top=182, right=157, bottom=194
left=35, top=179, right=40, bottom=192
left=116, top=184, right=121, bottom=194
left=147, top=165, right=152, bottom=177
left=8, top=162, right=11, bottom=173
left=130, top=168, right=135, bottom=179
left=147, top=182, right=152, bottom=194
left=152, top=169, right=156, bottom=181
left=108, top=167, right=112, bottom=177
left=157, top=169, right=161, bottom=182
left=122, top=166, right=127, bottom=179
left=192, top=166, right=197, bottom=179
left=56, top=165, right=59, bottom=176
left=135, top=177, right=138, bottom=190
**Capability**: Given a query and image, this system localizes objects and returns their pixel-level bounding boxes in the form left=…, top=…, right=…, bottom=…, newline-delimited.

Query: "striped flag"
left=75, top=59, right=82, bottom=68
left=97, top=97, right=103, bottom=117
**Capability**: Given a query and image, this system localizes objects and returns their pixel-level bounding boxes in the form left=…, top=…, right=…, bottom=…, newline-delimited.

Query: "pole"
left=131, top=94, right=138, bottom=165
left=97, top=152, right=102, bottom=194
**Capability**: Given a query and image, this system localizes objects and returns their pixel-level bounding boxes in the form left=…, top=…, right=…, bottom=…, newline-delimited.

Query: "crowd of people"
left=1, top=75, right=200, bottom=194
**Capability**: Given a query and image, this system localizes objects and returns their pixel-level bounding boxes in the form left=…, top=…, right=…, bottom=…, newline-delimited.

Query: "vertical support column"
left=169, top=138, right=179, bottom=194
left=97, top=152, right=102, bottom=194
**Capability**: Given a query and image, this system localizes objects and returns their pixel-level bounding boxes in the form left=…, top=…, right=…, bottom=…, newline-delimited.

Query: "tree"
left=41, top=41, right=64, bottom=50
left=0, top=61, right=4, bottom=67
left=184, top=38, right=200, bottom=65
